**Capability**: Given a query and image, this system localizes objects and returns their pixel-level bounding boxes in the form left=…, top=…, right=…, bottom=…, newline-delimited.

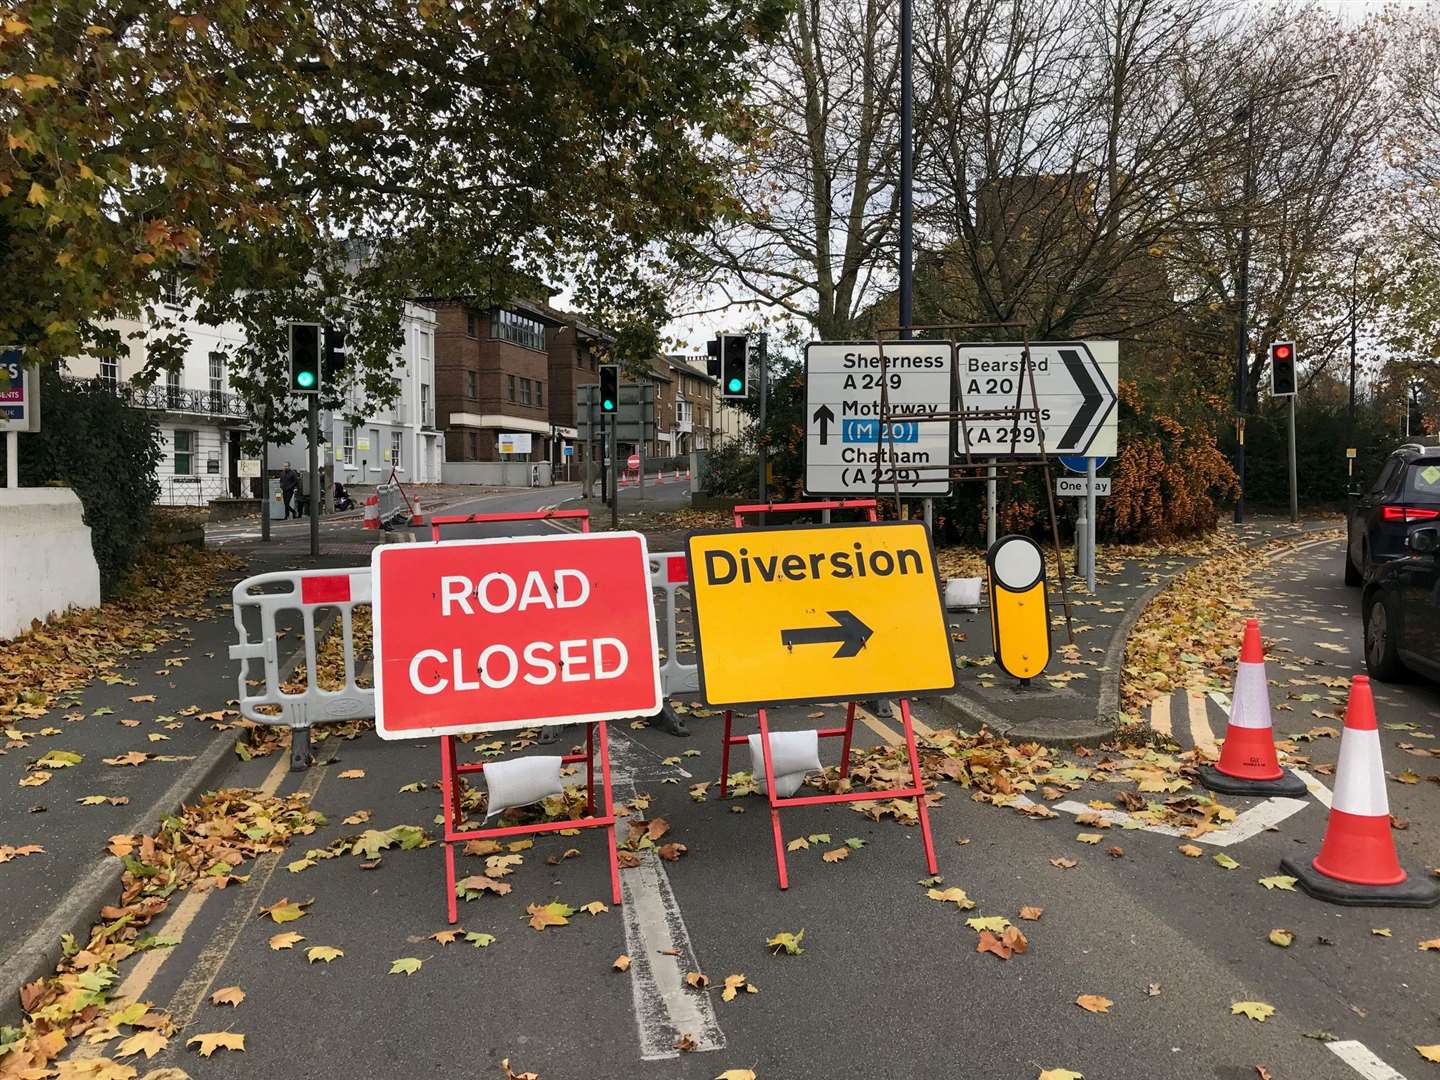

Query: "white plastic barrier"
left=228, top=567, right=375, bottom=769
left=648, top=551, right=699, bottom=695
left=375, top=483, right=408, bottom=526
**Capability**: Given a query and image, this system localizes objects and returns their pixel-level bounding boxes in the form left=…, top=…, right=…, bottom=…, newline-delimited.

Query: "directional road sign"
left=956, top=340, right=1117, bottom=458
left=804, top=341, right=954, bottom=497
left=685, top=522, right=956, bottom=707
left=1059, top=453, right=1108, bottom=474
left=371, top=532, right=662, bottom=737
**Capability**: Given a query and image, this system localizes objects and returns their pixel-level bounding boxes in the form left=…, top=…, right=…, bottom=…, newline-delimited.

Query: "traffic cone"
left=1199, top=620, right=1306, bottom=797
left=1281, top=675, right=1440, bottom=907
left=409, top=495, right=424, bottom=527
left=363, top=494, right=380, bottom=530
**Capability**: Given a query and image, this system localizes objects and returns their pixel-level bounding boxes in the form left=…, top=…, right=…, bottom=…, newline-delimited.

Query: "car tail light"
left=1381, top=505, right=1440, bottom=522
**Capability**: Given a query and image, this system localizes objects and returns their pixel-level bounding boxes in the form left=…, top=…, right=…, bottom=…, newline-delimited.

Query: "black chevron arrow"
left=780, top=610, right=873, bottom=658
left=1059, top=348, right=1105, bottom=451
left=813, top=403, right=835, bottom=445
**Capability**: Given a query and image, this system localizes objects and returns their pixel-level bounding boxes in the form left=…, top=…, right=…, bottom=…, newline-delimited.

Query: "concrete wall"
left=441, top=461, right=552, bottom=487
left=0, top=488, right=101, bottom=640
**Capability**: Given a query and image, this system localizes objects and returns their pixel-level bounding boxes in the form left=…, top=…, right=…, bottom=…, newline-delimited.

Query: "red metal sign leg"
left=718, top=708, right=733, bottom=797
left=756, top=709, right=789, bottom=890
left=899, top=699, right=938, bottom=875
left=838, top=701, right=856, bottom=783
left=596, top=720, right=623, bottom=906
left=585, top=723, right=596, bottom=816
left=439, top=736, right=460, bottom=924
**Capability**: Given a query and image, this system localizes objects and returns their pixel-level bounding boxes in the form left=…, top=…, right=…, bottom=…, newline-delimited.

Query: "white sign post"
left=804, top=341, right=953, bottom=497
left=956, top=341, right=1118, bottom=458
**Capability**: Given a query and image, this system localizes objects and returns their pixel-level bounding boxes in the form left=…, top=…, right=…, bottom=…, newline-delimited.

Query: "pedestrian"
left=280, top=464, right=299, bottom=519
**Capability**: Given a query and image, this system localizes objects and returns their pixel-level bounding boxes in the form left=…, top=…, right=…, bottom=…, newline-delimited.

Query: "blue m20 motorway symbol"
left=841, top=419, right=919, bottom=444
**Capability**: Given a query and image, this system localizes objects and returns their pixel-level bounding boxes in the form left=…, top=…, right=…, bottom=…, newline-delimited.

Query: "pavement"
left=8, top=505, right=1440, bottom=1080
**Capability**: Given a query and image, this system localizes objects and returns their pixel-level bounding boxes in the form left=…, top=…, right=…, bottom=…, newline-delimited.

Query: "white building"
left=63, top=297, right=442, bottom=507
left=268, top=302, right=443, bottom=490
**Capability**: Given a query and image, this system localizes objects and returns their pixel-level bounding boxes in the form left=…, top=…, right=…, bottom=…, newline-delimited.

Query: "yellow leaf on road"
left=821, top=847, right=849, bottom=863
left=1416, top=1045, right=1440, bottom=1062
left=1268, top=929, right=1293, bottom=948
left=1371, top=928, right=1391, bottom=937
left=1038, top=1071, right=1083, bottom=1080
left=1076, top=833, right=1102, bottom=845
left=210, top=986, right=244, bottom=1007
left=721, top=974, right=758, bottom=1002
left=1257, top=876, right=1297, bottom=891
left=338, top=769, right=365, bottom=779
left=765, top=930, right=804, bottom=955
left=1231, top=1001, right=1275, bottom=1022
left=114, top=1030, right=168, bottom=1059
left=1177, top=844, right=1203, bottom=858
left=388, top=957, right=422, bottom=975
left=685, top=972, right=710, bottom=989
left=259, top=898, right=309, bottom=924
left=1075, top=994, right=1112, bottom=1014
left=715, top=1071, right=757, bottom=1080
left=1019, top=906, right=1044, bottom=920
left=268, top=932, right=304, bottom=950
left=187, top=1031, right=245, bottom=1056
left=580, top=901, right=608, bottom=916
left=613, top=954, right=631, bottom=972
left=526, top=902, right=574, bottom=930
left=926, top=887, right=975, bottom=910
left=1420, top=938, right=1440, bottom=951
left=306, top=946, right=343, bottom=963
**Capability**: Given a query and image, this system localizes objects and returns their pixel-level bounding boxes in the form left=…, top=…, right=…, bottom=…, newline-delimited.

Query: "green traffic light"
left=727, top=377, right=742, bottom=393
left=603, top=398, right=614, bottom=411
left=296, top=370, right=316, bottom=389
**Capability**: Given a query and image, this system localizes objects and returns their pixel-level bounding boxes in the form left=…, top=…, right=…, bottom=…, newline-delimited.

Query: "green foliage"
left=7, top=367, right=161, bottom=594
left=1238, top=399, right=1404, bottom=509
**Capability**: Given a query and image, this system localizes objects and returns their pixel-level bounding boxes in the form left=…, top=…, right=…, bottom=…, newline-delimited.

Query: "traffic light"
left=322, top=325, right=347, bottom=384
left=721, top=334, right=749, bottom=399
left=289, top=323, right=322, bottom=394
left=1270, top=341, right=1296, bottom=397
left=705, top=337, right=722, bottom=379
left=599, top=364, right=619, bottom=414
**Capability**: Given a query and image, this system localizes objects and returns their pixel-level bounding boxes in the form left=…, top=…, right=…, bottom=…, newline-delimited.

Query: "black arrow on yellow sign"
left=780, top=610, right=873, bottom=658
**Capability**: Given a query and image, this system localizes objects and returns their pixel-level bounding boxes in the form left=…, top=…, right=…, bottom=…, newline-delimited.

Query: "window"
left=165, top=368, right=181, bottom=409
left=99, top=356, right=118, bottom=388
left=492, top=309, right=546, bottom=351
left=173, top=430, right=195, bottom=474
left=160, top=271, right=182, bottom=307
left=208, top=352, right=224, bottom=409
left=343, top=425, right=355, bottom=466
left=507, top=375, right=516, bottom=402
left=466, top=312, right=478, bottom=338
left=391, top=431, right=403, bottom=470
left=519, top=378, right=531, bottom=406
left=466, top=370, right=478, bottom=399
left=536, top=381, right=543, bottom=406
left=1403, top=461, right=1440, bottom=500
left=421, top=384, right=431, bottom=426
left=468, top=431, right=478, bottom=459
left=1369, top=458, right=1402, bottom=497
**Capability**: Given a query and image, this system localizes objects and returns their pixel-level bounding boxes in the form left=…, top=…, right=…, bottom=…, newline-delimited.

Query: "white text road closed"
left=956, top=341, right=1117, bottom=457
left=804, top=341, right=953, bottom=496
left=1055, top=476, right=1111, bottom=497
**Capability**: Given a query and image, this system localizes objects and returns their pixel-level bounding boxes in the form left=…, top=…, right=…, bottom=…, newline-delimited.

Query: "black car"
left=1345, top=442, right=1440, bottom=585
left=1362, top=523, right=1440, bottom=682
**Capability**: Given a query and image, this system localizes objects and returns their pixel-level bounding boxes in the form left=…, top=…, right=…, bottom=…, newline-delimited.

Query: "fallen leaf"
left=1371, top=927, right=1392, bottom=937
left=388, top=957, right=423, bottom=975
left=188, top=1031, right=245, bottom=1056
left=1420, top=938, right=1440, bottom=951
left=114, top=1029, right=169, bottom=1059
left=1038, top=1071, right=1084, bottom=1080
left=821, top=847, right=849, bottom=863
left=1050, top=857, right=1078, bottom=869
left=1177, top=844, right=1204, bottom=858
left=685, top=972, right=710, bottom=989
left=1018, top=906, right=1044, bottom=921
left=766, top=930, right=804, bottom=956
left=613, top=954, right=632, bottom=972
left=456, top=875, right=512, bottom=900
left=580, top=901, right=609, bottom=916
left=1076, top=833, right=1102, bottom=845
left=1231, top=1001, right=1275, bottom=1022
left=1416, top=1045, right=1440, bottom=1063
left=786, top=837, right=809, bottom=852
left=1213, top=853, right=1240, bottom=870
left=526, top=901, right=575, bottom=930
left=338, top=769, right=365, bottom=779
left=210, top=986, right=245, bottom=1007
left=721, top=974, right=757, bottom=1002
left=715, top=1071, right=758, bottom=1080
left=1257, top=875, right=1296, bottom=891
left=675, top=1033, right=699, bottom=1052
left=501, top=1057, right=539, bottom=1080
left=36, top=749, right=83, bottom=768
left=658, top=843, right=688, bottom=861
left=927, top=887, right=976, bottom=910
left=129, top=695, right=157, bottom=703
left=307, top=946, right=343, bottom=963
left=103, top=752, right=148, bottom=767
left=268, top=932, right=304, bottom=950
left=966, top=915, right=1012, bottom=933
left=259, top=897, right=309, bottom=924
left=975, top=930, right=1012, bottom=960
left=1268, top=929, right=1293, bottom=948
left=19, top=772, right=50, bottom=787
left=1076, top=994, right=1112, bottom=1014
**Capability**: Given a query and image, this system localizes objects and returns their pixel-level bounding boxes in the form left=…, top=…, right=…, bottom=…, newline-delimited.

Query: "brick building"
left=428, top=299, right=564, bottom=463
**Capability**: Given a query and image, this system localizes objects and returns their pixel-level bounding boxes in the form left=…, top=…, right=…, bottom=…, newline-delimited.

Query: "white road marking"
left=1188, top=689, right=1218, bottom=759
left=1150, top=694, right=1173, bottom=738
left=1292, top=768, right=1334, bottom=809
left=1049, top=795, right=1311, bottom=847
left=609, top=731, right=723, bottom=1060
left=1327, top=1040, right=1409, bottom=1080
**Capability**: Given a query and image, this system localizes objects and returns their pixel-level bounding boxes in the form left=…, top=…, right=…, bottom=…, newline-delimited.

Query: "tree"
left=1, top=0, right=788, bottom=420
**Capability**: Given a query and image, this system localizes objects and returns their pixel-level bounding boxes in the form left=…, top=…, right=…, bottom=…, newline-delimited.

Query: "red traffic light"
left=1273, top=343, right=1292, bottom=361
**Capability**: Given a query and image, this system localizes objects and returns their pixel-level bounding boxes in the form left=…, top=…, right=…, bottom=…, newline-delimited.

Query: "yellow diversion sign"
left=686, top=522, right=957, bottom=707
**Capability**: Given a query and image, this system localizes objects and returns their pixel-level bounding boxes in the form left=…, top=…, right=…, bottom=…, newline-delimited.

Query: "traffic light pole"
left=260, top=404, right=271, bottom=543
left=1288, top=394, right=1298, bottom=524
left=308, top=395, right=320, bottom=557
left=608, top=408, right=618, bottom=532
left=757, top=333, right=768, bottom=524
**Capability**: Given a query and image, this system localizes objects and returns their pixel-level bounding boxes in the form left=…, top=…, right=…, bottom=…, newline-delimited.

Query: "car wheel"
left=1344, top=545, right=1362, bottom=586
left=1363, top=591, right=1406, bottom=682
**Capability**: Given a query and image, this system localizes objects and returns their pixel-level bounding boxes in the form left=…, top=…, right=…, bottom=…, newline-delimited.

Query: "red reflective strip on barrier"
left=666, top=555, right=689, bottom=583
left=429, top=509, right=591, bottom=541
left=301, top=575, right=351, bottom=604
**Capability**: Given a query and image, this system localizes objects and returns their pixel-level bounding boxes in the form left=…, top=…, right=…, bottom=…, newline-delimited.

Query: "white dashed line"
left=1327, top=1040, right=1409, bottom=1080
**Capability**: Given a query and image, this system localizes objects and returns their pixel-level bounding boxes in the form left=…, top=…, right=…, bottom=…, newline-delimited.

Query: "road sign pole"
left=898, top=0, right=913, bottom=339
left=758, top=333, right=768, bottom=524
left=260, top=406, right=271, bottom=543
left=1085, top=456, right=1097, bottom=593
left=608, top=407, right=618, bottom=532
left=1296, top=394, right=1307, bottom=529
left=4, top=430, right=16, bottom=488
left=638, top=434, right=645, bottom=503
left=923, top=496, right=933, bottom=535
left=986, top=458, right=997, bottom=546
left=308, top=394, right=320, bottom=557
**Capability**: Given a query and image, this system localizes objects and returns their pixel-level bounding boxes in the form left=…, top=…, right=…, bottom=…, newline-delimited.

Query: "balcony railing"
left=66, top=375, right=250, bottom=419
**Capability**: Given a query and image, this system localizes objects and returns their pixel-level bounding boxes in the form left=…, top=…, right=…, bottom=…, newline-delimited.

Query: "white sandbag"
left=747, top=729, right=822, bottom=798
left=483, top=755, right=564, bottom=820
left=945, top=577, right=982, bottom=610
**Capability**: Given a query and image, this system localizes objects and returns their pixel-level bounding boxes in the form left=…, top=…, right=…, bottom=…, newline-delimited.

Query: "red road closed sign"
left=371, top=532, right=662, bottom=738
left=627, top=454, right=639, bottom=472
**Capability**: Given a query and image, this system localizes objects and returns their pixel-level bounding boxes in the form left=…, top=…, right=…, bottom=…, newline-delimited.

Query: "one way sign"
left=956, top=341, right=1117, bottom=458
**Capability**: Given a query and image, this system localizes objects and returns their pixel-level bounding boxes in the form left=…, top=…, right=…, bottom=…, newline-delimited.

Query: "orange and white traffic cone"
left=363, top=494, right=380, bottom=530
left=1281, top=675, right=1439, bottom=907
left=1199, top=619, right=1306, bottom=797
left=409, top=495, right=424, bottom=527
